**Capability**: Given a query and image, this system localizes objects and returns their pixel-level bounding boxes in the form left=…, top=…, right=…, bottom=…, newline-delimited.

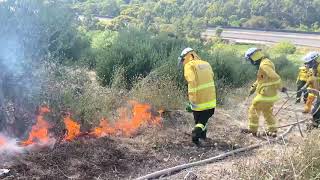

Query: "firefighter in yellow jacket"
left=303, top=69, right=316, bottom=113
left=296, top=66, right=308, bottom=103
left=242, top=48, right=286, bottom=137
left=302, top=52, right=320, bottom=128
left=178, top=47, right=216, bottom=145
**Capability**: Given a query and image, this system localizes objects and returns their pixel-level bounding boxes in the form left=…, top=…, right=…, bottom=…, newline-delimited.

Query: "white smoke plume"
left=0, top=134, right=24, bottom=162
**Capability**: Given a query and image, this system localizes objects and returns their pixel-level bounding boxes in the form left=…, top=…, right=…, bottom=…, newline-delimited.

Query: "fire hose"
left=274, top=91, right=296, bottom=116
left=135, top=125, right=296, bottom=180
left=274, top=85, right=314, bottom=116
left=162, top=89, right=307, bottom=128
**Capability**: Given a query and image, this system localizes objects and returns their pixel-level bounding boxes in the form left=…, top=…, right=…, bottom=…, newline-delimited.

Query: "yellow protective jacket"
left=296, top=66, right=308, bottom=82
left=184, top=59, right=216, bottom=111
left=251, top=58, right=281, bottom=104
left=306, top=63, right=320, bottom=92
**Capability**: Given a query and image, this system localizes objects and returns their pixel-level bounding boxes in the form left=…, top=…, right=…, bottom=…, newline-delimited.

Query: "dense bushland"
left=0, top=0, right=299, bottom=133
left=75, top=0, right=320, bottom=36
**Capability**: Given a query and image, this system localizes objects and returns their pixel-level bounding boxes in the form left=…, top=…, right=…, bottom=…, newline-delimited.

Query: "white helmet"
left=244, top=47, right=259, bottom=60
left=178, top=47, right=194, bottom=67
left=303, top=52, right=319, bottom=63
left=180, top=47, right=194, bottom=57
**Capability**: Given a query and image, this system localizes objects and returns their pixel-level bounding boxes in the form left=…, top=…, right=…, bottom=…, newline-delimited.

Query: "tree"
left=243, top=16, right=269, bottom=28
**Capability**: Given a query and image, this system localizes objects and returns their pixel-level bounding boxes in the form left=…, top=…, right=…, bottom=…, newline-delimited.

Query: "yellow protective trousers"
left=304, top=94, right=316, bottom=113
left=248, top=102, right=277, bottom=133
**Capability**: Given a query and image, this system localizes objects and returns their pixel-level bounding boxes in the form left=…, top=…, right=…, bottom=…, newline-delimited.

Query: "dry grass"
left=236, top=130, right=320, bottom=179
left=129, top=74, right=185, bottom=111
left=39, top=64, right=185, bottom=130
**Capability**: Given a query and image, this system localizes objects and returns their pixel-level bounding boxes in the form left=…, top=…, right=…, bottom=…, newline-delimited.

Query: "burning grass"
left=2, top=109, right=246, bottom=179
left=90, top=118, right=116, bottom=137
left=20, top=106, right=52, bottom=146
left=63, top=114, right=81, bottom=141
left=0, top=100, right=162, bottom=151
left=90, top=100, right=162, bottom=137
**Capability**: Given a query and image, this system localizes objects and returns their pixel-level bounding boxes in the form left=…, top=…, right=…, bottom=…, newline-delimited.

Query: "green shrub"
left=207, top=45, right=256, bottom=88
left=242, top=16, right=269, bottom=28
left=204, top=48, right=256, bottom=104
left=272, top=55, right=298, bottom=81
left=96, top=29, right=188, bottom=87
left=271, top=41, right=297, bottom=54
left=208, top=16, right=227, bottom=26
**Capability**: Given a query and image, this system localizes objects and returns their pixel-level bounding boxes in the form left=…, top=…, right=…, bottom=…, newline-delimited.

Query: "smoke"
left=0, top=1, right=44, bottom=138
left=0, top=133, right=56, bottom=163
left=0, top=36, right=22, bottom=74
left=0, top=134, right=24, bottom=162
left=0, top=35, right=39, bottom=138
left=0, top=0, right=79, bottom=140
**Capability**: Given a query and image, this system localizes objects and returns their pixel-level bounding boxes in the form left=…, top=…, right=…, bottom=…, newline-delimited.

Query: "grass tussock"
left=129, top=74, right=185, bottom=111
left=41, top=64, right=186, bottom=129
left=237, top=130, right=320, bottom=179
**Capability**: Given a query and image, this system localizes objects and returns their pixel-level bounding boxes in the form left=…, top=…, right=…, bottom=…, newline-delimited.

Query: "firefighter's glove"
left=185, top=103, right=192, bottom=113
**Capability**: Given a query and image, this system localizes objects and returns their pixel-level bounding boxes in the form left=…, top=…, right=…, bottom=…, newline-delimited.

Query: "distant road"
left=94, top=16, right=320, bottom=48
left=205, top=28, right=320, bottom=48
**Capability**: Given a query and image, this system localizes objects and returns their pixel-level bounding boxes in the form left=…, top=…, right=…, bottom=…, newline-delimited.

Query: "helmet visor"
left=177, top=56, right=184, bottom=68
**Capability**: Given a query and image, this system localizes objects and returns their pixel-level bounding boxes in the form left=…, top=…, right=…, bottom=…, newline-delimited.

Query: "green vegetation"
left=0, top=0, right=303, bottom=130
left=0, top=0, right=304, bottom=129
left=74, top=0, right=320, bottom=36
left=2, top=1, right=320, bottom=179
left=270, top=41, right=297, bottom=55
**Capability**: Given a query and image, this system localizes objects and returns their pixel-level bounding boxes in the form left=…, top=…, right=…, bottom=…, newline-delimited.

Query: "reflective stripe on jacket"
left=253, top=58, right=281, bottom=104
left=184, top=59, right=216, bottom=111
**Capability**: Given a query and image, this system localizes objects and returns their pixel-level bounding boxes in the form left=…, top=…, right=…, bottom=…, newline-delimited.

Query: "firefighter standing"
left=302, top=52, right=320, bottom=128
left=296, top=66, right=308, bottom=103
left=303, top=69, right=316, bottom=113
left=178, top=47, right=216, bottom=145
left=241, top=48, right=286, bottom=137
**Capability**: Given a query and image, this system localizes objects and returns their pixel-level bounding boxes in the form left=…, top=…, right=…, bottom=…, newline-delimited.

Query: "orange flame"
left=90, top=118, right=116, bottom=137
left=20, top=101, right=161, bottom=146
left=21, top=106, right=51, bottom=146
left=63, top=115, right=81, bottom=141
left=91, top=101, right=162, bottom=137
